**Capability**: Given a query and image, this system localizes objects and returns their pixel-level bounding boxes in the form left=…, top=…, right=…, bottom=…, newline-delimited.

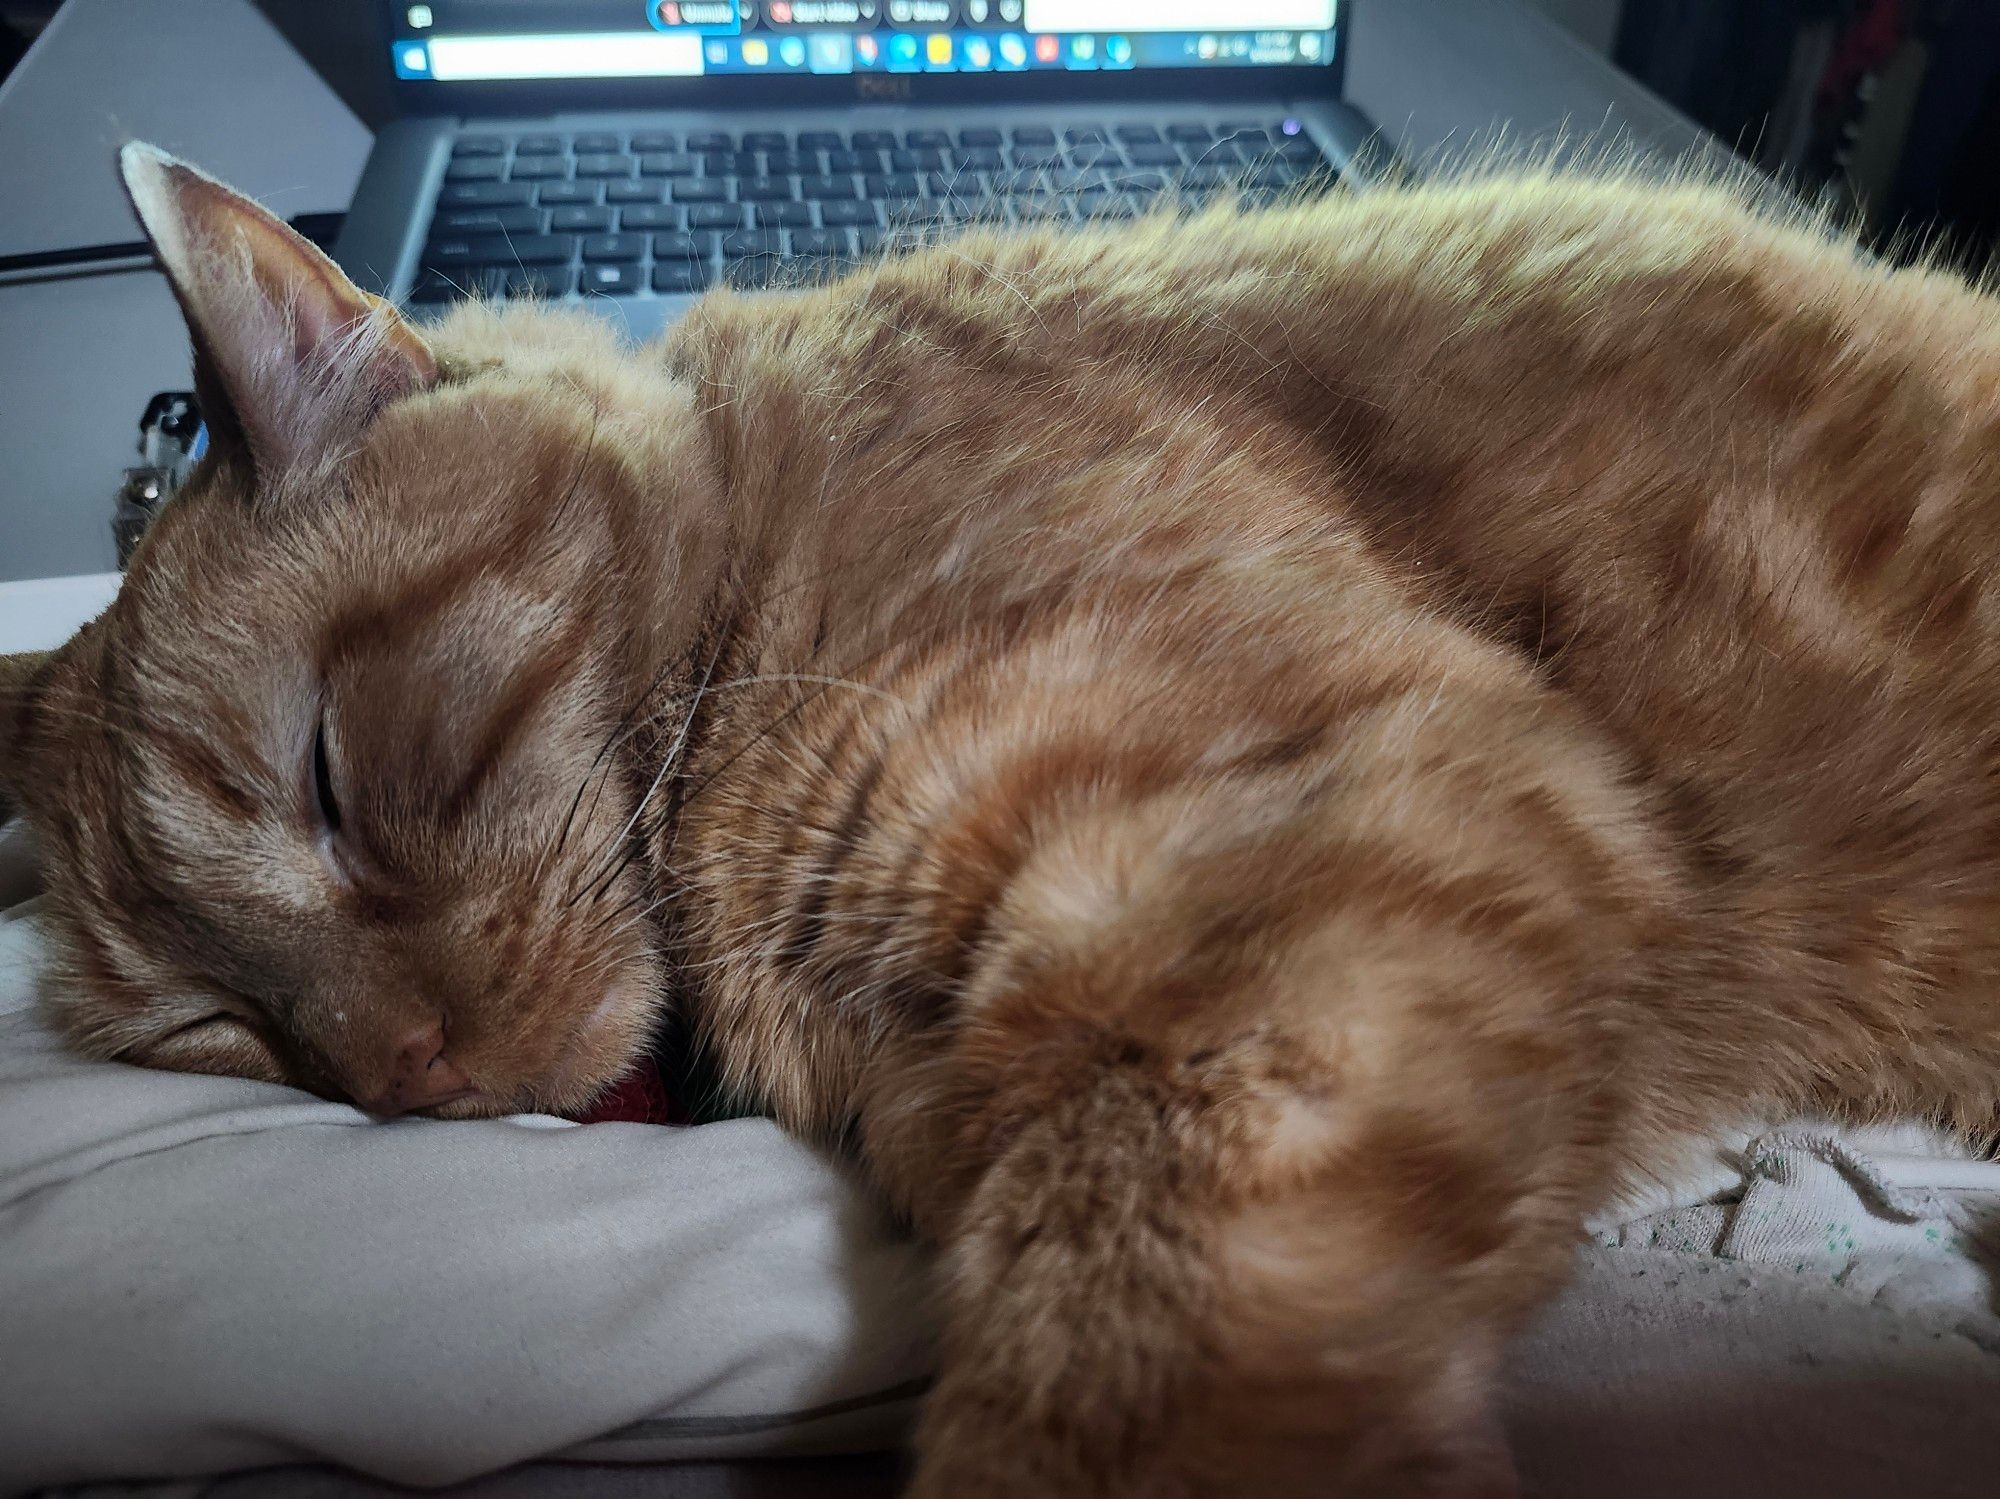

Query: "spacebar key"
left=467, top=233, right=577, bottom=265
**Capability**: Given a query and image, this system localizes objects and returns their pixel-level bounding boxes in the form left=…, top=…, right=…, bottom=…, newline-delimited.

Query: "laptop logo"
left=857, top=75, right=913, bottom=100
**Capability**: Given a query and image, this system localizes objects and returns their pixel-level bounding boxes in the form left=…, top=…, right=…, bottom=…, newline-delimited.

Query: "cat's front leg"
left=895, top=999, right=1590, bottom=1498
left=855, top=695, right=1673, bottom=1496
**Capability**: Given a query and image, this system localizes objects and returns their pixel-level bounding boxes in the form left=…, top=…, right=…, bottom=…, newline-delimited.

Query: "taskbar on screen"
left=392, top=28, right=1334, bottom=80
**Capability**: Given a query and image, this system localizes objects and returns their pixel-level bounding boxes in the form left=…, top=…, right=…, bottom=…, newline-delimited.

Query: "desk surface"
left=0, top=0, right=1706, bottom=590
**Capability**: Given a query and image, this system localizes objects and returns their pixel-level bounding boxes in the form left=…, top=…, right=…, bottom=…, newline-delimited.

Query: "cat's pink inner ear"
left=117, top=142, right=437, bottom=484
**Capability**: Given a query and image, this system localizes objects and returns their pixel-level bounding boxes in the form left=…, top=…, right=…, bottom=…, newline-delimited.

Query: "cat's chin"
left=533, top=980, right=655, bottom=1117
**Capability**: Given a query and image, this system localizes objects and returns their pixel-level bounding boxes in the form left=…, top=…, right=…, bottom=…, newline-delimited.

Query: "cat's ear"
left=118, top=143, right=438, bottom=487
left=0, top=650, right=53, bottom=821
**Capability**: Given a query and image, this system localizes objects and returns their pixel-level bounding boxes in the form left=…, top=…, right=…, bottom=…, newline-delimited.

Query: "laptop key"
left=1114, top=125, right=1161, bottom=144
left=685, top=131, right=734, bottom=151
left=957, top=127, right=1003, bottom=148
left=639, top=153, right=698, bottom=177
left=630, top=131, right=679, bottom=152
left=515, top=134, right=566, bottom=154
left=903, top=129, right=952, bottom=149
left=441, top=182, right=535, bottom=207
left=537, top=181, right=599, bottom=204
left=453, top=136, right=507, bottom=157
left=607, top=181, right=665, bottom=204
left=742, top=131, right=789, bottom=151
left=1187, top=140, right=1245, bottom=168
left=699, top=151, right=759, bottom=175
left=501, top=265, right=575, bottom=299
left=446, top=158, right=505, bottom=182
left=437, top=206, right=543, bottom=234
left=738, top=178, right=797, bottom=202
left=1011, top=148, right=1062, bottom=171
left=422, top=235, right=480, bottom=266
left=952, top=148, right=1005, bottom=172
left=756, top=203, right=813, bottom=228
left=510, top=156, right=569, bottom=180
left=1010, top=126, right=1056, bottom=146
left=927, top=169, right=990, bottom=197
left=884, top=199, right=941, bottom=228
left=851, top=129, right=897, bottom=149
left=721, top=229, right=782, bottom=258
left=470, top=233, right=577, bottom=264
left=788, top=255, right=850, bottom=284
left=819, top=200, right=881, bottom=227
left=576, top=153, right=635, bottom=178
left=620, top=204, right=683, bottom=230
left=653, top=260, right=714, bottom=294
left=573, top=132, right=623, bottom=153
left=651, top=231, right=712, bottom=260
left=687, top=203, right=745, bottom=228
left=1014, top=198, right=1074, bottom=223
left=891, top=149, right=947, bottom=172
left=672, top=180, right=729, bottom=203
left=551, top=206, right=615, bottom=231
left=826, top=149, right=880, bottom=173
left=582, top=233, right=646, bottom=261
left=790, top=226, right=852, bottom=257
left=1065, top=143, right=1122, bottom=170
left=1126, top=144, right=1183, bottom=167
left=580, top=262, right=645, bottom=296
left=800, top=174, right=858, bottom=200
left=724, top=256, right=785, bottom=290
left=798, top=130, right=844, bottom=150
left=763, top=150, right=817, bottom=174
left=409, top=270, right=463, bottom=303
left=864, top=174, right=925, bottom=199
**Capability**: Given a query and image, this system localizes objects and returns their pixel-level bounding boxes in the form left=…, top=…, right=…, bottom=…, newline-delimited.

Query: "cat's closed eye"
left=136, top=1010, right=288, bottom=1086
left=310, top=712, right=341, bottom=839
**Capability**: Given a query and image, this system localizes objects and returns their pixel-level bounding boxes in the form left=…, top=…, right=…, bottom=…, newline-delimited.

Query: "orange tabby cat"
left=3, top=144, right=1999, bottom=1495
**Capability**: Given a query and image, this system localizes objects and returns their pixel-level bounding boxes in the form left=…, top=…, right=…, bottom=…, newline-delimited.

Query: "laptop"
left=334, top=1, right=1376, bottom=344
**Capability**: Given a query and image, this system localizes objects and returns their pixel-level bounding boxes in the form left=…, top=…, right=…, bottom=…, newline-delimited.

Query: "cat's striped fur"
left=4, top=149, right=2000, bottom=1493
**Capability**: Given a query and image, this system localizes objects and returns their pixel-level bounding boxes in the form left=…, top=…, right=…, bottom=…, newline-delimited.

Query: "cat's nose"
left=360, top=1019, right=475, bottom=1116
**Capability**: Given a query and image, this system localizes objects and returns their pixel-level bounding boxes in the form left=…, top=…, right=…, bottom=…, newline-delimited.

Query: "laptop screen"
left=390, top=2, right=1340, bottom=84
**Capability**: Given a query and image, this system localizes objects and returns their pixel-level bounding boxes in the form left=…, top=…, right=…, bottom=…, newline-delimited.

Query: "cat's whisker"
left=569, top=623, right=730, bottom=908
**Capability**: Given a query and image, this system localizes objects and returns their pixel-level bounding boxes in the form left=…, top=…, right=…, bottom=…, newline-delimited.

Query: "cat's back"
left=662, top=177, right=2000, bottom=1127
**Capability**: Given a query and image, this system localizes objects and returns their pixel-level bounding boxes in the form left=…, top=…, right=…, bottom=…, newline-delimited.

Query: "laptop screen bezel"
left=380, top=3, right=1348, bottom=115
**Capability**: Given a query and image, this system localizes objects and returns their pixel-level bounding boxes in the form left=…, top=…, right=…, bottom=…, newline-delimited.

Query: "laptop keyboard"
left=412, top=119, right=1337, bottom=307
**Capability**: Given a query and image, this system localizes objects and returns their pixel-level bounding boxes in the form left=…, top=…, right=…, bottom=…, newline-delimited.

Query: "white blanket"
left=3, top=810, right=1999, bottom=1497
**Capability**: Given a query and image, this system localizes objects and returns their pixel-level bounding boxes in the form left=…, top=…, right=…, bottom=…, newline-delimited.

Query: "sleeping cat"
left=3, top=142, right=1999, bottom=1495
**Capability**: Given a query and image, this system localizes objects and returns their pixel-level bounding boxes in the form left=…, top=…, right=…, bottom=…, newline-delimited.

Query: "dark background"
left=1616, top=0, right=2000, bottom=264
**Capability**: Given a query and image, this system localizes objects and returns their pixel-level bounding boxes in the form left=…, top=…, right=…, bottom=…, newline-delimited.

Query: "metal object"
left=113, top=391, right=205, bottom=567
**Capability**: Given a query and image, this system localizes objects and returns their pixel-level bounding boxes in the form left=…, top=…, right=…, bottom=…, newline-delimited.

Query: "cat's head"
left=0, top=146, right=705, bottom=1117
